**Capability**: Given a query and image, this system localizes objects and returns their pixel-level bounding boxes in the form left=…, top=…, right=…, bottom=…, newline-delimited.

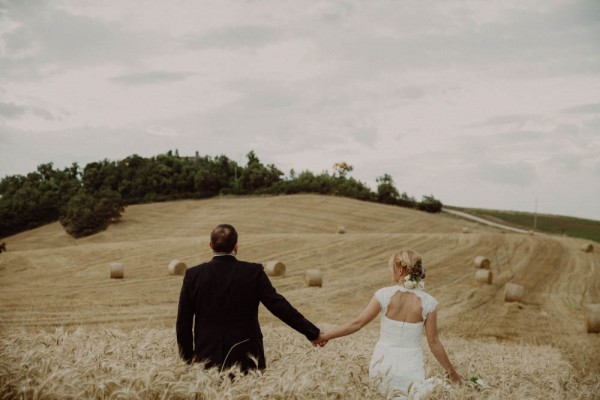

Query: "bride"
left=320, top=249, right=461, bottom=399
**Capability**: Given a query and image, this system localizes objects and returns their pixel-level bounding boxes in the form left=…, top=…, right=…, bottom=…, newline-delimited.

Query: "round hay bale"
left=264, top=260, right=286, bottom=277
left=587, top=304, right=600, bottom=333
left=168, top=259, right=187, bottom=276
left=581, top=244, right=594, bottom=253
left=336, top=225, right=346, bottom=234
left=475, top=269, right=493, bottom=284
left=504, top=283, right=524, bottom=302
left=473, top=256, right=491, bottom=269
left=110, top=262, right=124, bottom=279
left=462, top=227, right=470, bottom=234
left=304, top=269, right=323, bottom=287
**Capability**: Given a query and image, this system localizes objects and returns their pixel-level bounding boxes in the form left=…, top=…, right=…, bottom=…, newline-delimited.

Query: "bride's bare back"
left=385, top=291, right=423, bottom=323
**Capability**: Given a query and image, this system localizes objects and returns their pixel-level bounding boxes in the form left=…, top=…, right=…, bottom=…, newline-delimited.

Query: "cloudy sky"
left=1, top=0, right=599, bottom=220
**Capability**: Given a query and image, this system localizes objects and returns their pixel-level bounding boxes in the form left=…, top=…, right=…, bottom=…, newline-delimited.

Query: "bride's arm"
left=424, top=310, right=461, bottom=383
left=322, top=297, right=380, bottom=341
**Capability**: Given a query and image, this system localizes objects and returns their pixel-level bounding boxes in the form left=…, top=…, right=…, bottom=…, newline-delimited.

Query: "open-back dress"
left=369, top=285, right=443, bottom=399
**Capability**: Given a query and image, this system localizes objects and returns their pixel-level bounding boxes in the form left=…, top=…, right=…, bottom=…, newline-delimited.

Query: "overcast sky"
left=1, top=0, right=599, bottom=221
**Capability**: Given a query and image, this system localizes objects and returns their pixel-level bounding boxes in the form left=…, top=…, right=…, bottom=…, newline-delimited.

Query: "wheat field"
left=1, top=194, right=599, bottom=399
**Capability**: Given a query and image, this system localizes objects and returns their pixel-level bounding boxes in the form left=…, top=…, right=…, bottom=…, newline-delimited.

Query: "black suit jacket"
left=176, top=255, right=320, bottom=371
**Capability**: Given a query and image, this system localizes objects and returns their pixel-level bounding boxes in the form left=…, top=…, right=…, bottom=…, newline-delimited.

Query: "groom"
left=176, top=224, right=325, bottom=372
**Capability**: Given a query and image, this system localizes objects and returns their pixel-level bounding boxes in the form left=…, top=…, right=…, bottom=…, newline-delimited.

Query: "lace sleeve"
left=422, top=292, right=439, bottom=320
left=374, top=287, right=390, bottom=314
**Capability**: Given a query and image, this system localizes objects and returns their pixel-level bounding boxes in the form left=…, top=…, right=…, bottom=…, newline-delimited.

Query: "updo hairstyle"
left=388, top=249, right=426, bottom=280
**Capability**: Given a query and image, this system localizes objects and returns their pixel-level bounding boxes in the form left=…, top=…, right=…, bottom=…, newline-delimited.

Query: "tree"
left=240, top=151, right=283, bottom=193
left=418, top=195, right=443, bottom=213
left=82, top=160, right=119, bottom=193
left=194, top=155, right=237, bottom=197
left=397, top=192, right=417, bottom=208
left=0, top=163, right=81, bottom=237
left=376, top=174, right=400, bottom=204
left=332, top=162, right=353, bottom=178
left=60, top=189, right=125, bottom=238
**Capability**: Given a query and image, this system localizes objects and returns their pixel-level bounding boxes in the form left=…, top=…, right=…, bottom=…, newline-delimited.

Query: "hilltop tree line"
left=0, top=150, right=442, bottom=239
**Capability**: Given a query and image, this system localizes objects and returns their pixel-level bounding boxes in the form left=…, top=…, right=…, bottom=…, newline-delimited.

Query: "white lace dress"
left=369, top=285, right=444, bottom=400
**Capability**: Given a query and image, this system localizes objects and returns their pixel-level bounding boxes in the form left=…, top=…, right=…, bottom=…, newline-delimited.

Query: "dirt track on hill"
left=1, top=194, right=598, bottom=374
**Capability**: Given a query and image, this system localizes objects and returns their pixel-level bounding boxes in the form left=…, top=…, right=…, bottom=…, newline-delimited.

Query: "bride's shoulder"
left=374, top=285, right=399, bottom=298
left=417, top=289, right=439, bottom=306
left=375, top=285, right=398, bottom=293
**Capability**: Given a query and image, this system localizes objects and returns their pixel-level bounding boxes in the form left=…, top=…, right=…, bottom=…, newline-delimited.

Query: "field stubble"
left=1, top=194, right=599, bottom=399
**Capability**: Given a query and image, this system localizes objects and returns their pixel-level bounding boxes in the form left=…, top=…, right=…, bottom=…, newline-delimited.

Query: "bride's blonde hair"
left=388, top=249, right=426, bottom=279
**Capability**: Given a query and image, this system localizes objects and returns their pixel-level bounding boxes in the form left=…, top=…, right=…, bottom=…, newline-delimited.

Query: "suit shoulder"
left=185, top=262, right=210, bottom=276
left=236, top=260, right=265, bottom=272
left=239, top=260, right=263, bottom=267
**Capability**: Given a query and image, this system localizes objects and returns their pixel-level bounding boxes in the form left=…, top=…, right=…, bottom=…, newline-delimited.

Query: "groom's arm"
left=176, top=269, right=195, bottom=363
left=256, top=266, right=320, bottom=341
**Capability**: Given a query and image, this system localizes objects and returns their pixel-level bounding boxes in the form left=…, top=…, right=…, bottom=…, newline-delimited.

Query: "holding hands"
left=311, top=332, right=329, bottom=347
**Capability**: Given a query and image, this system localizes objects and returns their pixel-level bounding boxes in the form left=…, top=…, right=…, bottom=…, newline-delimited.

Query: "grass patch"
left=446, top=206, right=600, bottom=242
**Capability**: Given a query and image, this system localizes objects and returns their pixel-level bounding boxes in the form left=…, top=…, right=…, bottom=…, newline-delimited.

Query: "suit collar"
left=211, top=254, right=237, bottom=262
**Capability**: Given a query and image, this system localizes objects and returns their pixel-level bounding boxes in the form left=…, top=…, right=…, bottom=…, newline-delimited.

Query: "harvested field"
left=1, top=194, right=598, bottom=399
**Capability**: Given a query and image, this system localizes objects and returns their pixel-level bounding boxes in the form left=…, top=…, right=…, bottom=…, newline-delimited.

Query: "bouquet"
left=444, top=373, right=487, bottom=390
left=467, top=375, right=487, bottom=389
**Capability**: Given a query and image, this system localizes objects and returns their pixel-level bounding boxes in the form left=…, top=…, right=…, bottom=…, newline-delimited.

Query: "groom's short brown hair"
left=210, top=224, right=238, bottom=253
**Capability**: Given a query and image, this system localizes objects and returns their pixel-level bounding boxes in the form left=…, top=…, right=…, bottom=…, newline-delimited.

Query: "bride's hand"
left=447, top=369, right=461, bottom=384
left=311, top=332, right=329, bottom=347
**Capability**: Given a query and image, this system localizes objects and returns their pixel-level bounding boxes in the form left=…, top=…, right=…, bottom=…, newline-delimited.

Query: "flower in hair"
left=403, top=274, right=424, bottom=289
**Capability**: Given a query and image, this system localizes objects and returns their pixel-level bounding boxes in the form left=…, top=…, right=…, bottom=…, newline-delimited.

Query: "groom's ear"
left=209, top=241, right=213, bottom=250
